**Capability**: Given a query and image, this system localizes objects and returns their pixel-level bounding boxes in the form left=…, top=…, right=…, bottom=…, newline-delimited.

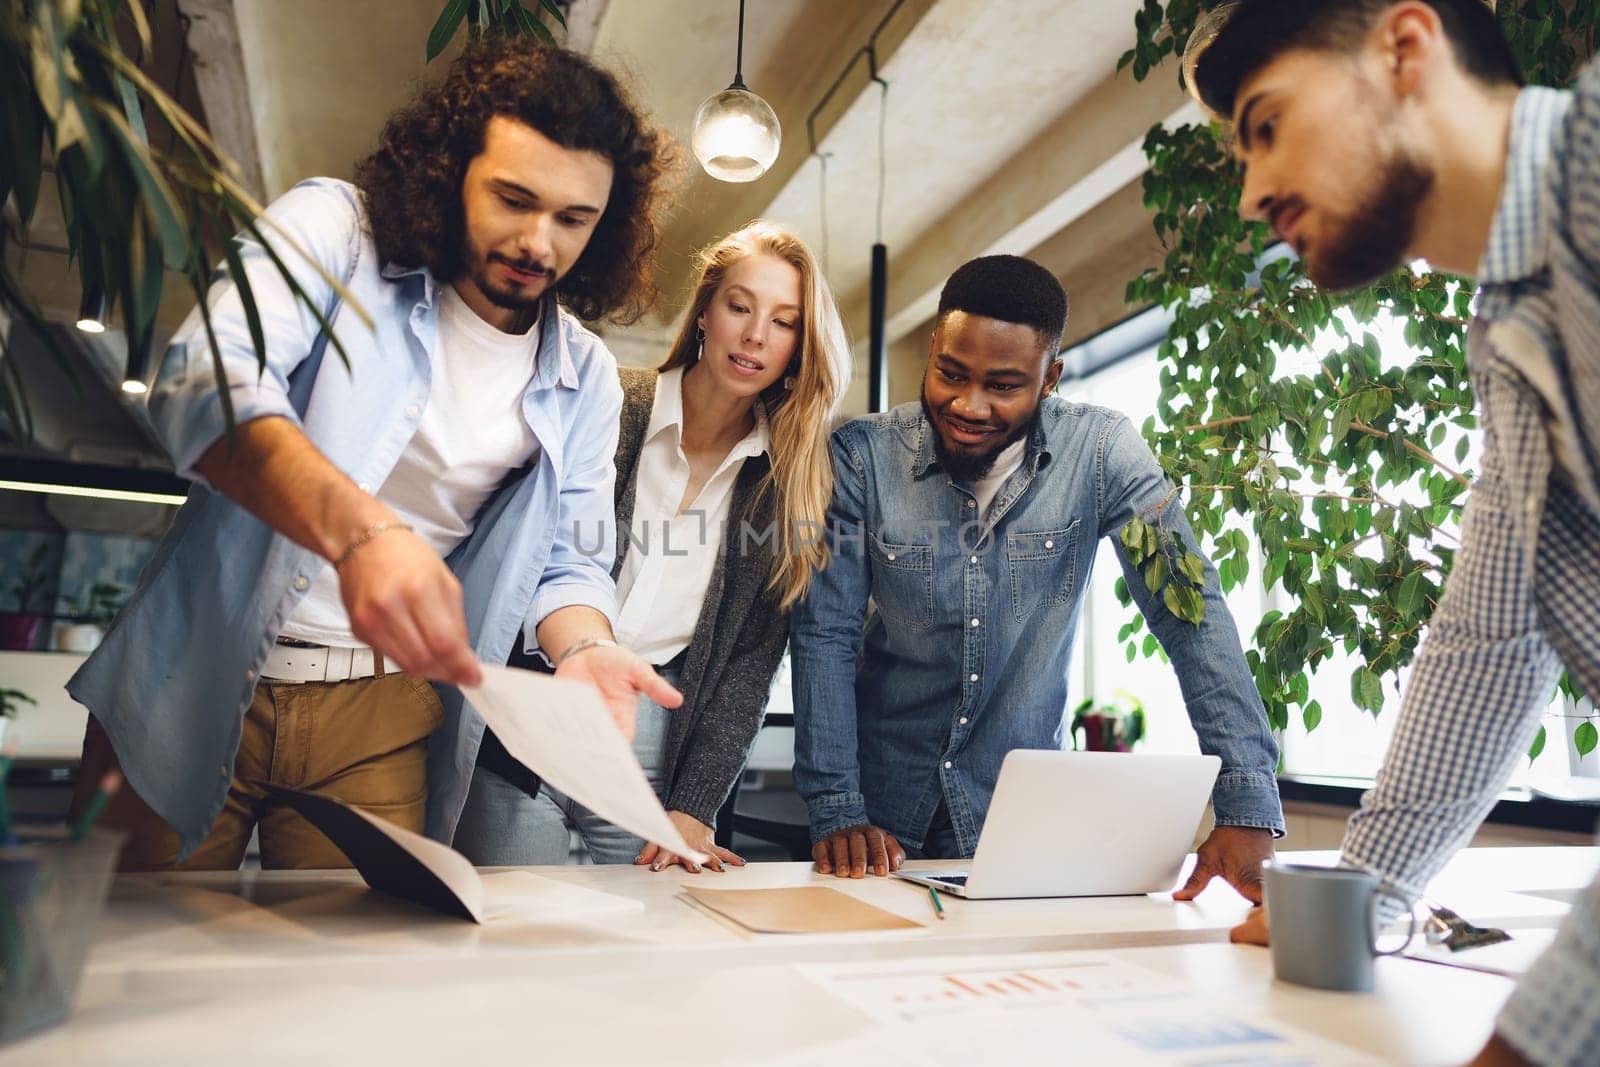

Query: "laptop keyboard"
left=928, top=874, right=968, bottom=886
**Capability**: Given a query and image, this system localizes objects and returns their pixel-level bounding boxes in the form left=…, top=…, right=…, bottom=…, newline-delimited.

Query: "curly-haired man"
left=66, top=39, right=681, bottom=870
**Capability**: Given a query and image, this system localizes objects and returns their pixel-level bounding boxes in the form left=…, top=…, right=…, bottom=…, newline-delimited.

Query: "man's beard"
left=920, top=387, right=1037, bottom=484
left=1308, top=143, right=1434, bottom=292
left=465, top=241, right=555, bottom=312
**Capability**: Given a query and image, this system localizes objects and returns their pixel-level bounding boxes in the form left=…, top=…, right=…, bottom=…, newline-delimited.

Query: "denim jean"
left=453, top=666, right=677, bottom=865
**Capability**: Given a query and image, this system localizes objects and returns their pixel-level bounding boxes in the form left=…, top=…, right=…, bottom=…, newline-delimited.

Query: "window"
left=1057, top=310, right=1576, bottom=790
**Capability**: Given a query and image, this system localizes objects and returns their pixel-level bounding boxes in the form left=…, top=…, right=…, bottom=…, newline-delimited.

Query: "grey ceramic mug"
left=1262, top=862, right=1416, bottom=992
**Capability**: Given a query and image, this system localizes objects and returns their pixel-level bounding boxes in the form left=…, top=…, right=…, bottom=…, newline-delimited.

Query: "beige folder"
left=684, top=886, right=924, bottom=933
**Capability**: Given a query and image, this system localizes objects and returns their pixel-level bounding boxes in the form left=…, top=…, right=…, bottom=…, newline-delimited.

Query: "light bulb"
left=76, top=317, right=107, bottom=334
left=692, top=87, right=780, bottom=183
left=120, top=379, right=148, bottom=396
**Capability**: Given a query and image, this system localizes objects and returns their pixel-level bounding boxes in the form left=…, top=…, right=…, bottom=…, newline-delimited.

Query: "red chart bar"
left=1017, top=972, right=1057, bottom=992
left=944, top=976, right=984, bottom=997
left=1003, top=976, right=1035, bottom=994
left=986, top=982, right=1009, bottom=995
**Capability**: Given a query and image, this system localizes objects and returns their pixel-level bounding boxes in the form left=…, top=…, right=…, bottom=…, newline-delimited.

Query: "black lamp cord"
left=729, top=0, right=747, bottom=91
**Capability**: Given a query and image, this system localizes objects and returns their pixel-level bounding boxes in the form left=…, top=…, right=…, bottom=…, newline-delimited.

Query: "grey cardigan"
left=612, top=367, right=790, bottom=826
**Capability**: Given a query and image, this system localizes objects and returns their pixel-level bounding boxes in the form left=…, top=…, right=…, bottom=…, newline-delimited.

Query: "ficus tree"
left=1114, top=0, right=1599, bottom=761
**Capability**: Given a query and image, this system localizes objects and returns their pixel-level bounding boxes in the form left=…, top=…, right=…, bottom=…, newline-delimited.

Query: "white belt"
left=261, top=641, right=403, bottom=684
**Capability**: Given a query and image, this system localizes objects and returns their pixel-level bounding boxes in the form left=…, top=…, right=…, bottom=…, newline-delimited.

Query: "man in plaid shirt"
left=1188, top=2, right=1600, bottom=1064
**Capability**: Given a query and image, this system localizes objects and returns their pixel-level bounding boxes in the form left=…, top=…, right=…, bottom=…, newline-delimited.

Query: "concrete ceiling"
left=12, top=0, right=1194, bottom=438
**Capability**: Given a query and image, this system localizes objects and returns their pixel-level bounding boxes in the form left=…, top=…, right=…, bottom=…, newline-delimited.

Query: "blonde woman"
left=456, top=221, right=851, bottom=871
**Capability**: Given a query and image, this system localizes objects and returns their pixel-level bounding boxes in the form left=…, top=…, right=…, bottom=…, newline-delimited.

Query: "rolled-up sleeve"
left=525, top=365, right=623, bottom=647
left=146, top=178, right=362, bottom=480
left=1098, top=415, right=1284, bottom=834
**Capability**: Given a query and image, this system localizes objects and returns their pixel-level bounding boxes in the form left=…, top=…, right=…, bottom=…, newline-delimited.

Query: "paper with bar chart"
left=792, top=952, right=1379, bottom=1065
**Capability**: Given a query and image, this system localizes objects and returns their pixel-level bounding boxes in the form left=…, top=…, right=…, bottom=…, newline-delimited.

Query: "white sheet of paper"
left=463, top=664, right=708, bottom=865
left=344, top=802, right=486, bottom=923
left=785, top=952, right=1380, bottom=1066
left=478, top=871, right=647, bottom=923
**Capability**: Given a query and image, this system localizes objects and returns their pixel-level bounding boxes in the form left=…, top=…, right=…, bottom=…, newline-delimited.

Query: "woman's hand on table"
left=636, top=811, right=745, bottom=874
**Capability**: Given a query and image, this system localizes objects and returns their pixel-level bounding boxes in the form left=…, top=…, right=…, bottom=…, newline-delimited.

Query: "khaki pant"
left=69, top=673, right=444, bottom=871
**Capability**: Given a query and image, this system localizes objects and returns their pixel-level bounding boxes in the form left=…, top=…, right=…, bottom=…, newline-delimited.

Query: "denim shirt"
left=790, top=398, right=1283, bottom=855
left=67, top=178, right=621, bottom=856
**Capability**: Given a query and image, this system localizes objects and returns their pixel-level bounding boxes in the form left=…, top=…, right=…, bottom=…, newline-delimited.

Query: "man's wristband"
left=555, top=636, right=619, bottom=667
left=333, top=521, right=413, bottom=569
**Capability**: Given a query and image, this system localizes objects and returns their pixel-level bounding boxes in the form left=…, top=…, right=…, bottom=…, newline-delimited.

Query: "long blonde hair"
left=659, top=221, right=852, bottom=610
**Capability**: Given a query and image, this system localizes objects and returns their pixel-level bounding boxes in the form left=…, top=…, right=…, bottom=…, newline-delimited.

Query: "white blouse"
left=612, top=367, right=770, bottom=664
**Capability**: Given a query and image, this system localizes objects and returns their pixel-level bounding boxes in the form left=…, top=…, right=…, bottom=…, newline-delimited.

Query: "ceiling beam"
left=181, top=0, right=268, bottom=200
left=837, top=67, right=1198, bottom=353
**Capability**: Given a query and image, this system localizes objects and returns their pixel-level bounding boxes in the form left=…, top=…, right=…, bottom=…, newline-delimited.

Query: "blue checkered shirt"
left=1336, top=74, right=1600, bottom=1066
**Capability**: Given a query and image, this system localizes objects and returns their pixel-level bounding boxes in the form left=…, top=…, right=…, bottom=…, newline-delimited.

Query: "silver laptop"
left=893, top=749, right=1221, bottom=899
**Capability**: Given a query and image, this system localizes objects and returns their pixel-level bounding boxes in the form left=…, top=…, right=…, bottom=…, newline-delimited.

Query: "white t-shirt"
left=279, top=286, right=542, bottom=646
left=612, top=366, right=770, bottom=665
left=970, top=436, right=1028, bottom=518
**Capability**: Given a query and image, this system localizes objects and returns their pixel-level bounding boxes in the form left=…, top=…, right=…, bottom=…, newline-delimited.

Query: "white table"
left=3, top=847, right=1592, bottom=1066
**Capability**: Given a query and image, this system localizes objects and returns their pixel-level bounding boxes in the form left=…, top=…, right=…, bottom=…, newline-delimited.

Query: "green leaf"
left=1577, top=721, right=1598, bottom=759
left=1178, top=551, right=1205, bottom=585
left=90, top=97, right=187, bottom=265
left=1302, top=699, right=1323, bottom=733
left=1163, top=582, right=1184, bottom=620
left=1331, top=402, right=1353, bottom=446
left=1120, top=516, right=1146, bottom=555
left=1351, top=667, right=1384, bottom=714
left=1144, top=552, right=1169, bottom=595
left=1527, top=725, right=1547, bottom=762
left=219, top=229, right=268, bottom=375
left=428, top=0, right=470, bottom=60
left=509, top=1, right=555, bottom=42
left=538, top=0, right=569, bottom=28
left=1394, top=570, right=1425, bottom=615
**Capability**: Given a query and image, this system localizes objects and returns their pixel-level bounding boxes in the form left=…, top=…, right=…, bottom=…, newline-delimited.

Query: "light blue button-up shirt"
left=68, top=178, right=621, bottom=855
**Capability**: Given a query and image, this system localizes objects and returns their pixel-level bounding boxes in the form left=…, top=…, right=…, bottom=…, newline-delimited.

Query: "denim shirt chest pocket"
left=1007, top=519, right=1081, bottom=622
left=868, top=532, right=934, bottom=630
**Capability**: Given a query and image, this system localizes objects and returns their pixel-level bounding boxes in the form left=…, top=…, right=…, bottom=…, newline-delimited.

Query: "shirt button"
left=293, top=576, right=310, bottom=591
left=887, top=553, right=896, bottom=561
left=970, top=618, right=980, bottom=628
left=970, top=555, right=978, bottom=564
left=1525, top=497, right=1539, bottom=516
left=405, top=404, right=421, bottom=418
left=1044, top=540, right=1054, bottom=549
left=959, top=717, right=968, bottom=725
left=944, top=761, right=953, bottom=769
left=967, top=500, right=976, bottom=509
left=244, top=669, right=255, bottom=682
left=969, top=673, right=978, bottom=682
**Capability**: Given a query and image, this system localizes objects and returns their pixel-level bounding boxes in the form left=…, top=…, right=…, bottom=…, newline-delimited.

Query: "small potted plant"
left=0, top=545, right=52, bottom=652
left=52, top=582, right=126, bottom=655
left=1070, top=691, right=1146, bottom=753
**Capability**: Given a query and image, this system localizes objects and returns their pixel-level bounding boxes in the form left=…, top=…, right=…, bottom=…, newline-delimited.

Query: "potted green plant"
left=52, top=581, right=125, bottom=654
left=0, top=545, right=52, bottom=652
left=1070, top=691, right=1146, bottom=753
left=1116, top=1, right=1598, bottom=763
